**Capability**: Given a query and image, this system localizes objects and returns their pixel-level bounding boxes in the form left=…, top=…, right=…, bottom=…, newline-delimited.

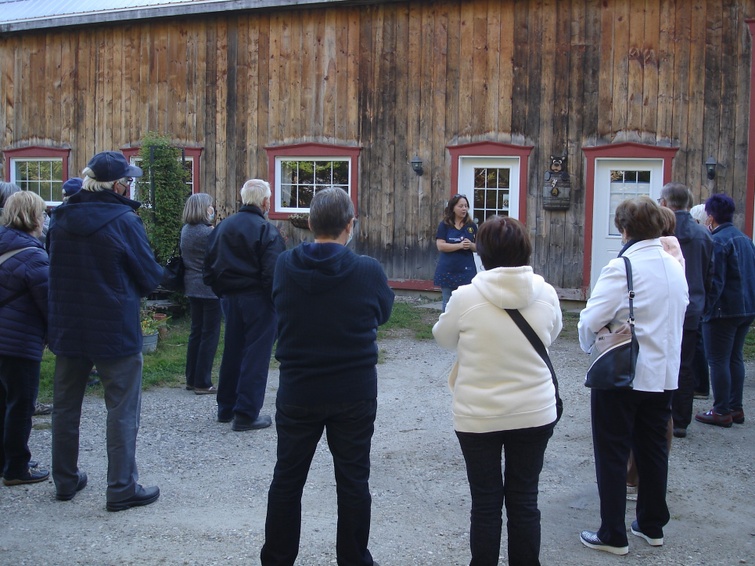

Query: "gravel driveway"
left=2, top=312, right=754, bottom=565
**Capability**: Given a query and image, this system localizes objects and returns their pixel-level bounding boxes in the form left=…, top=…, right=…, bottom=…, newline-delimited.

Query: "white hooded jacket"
left=433, top=266, right=562, bottom=433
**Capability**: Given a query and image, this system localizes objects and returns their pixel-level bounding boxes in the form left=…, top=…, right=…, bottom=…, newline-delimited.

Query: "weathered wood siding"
left=1, top=0, right=754, bottom=290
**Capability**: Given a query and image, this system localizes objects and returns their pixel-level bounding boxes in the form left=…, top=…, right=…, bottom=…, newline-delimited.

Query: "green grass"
left=38, top=303, right=438, bottom=402
left=38, top=307, right=754, bottom=402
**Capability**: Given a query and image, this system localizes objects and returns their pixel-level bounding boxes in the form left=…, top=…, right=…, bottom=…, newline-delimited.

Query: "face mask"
left=208, top=213, right=216, bottom=223
left=346, top=232, right=353, bottom=246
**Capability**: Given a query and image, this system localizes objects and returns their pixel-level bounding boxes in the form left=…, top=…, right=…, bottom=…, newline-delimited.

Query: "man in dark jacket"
left=659, top=182, right=713, bottom=437
left=48, top=151, right=163, bottom=510
left=260, top=187, right=394, bottom=566
left=203, top=179, right=285, bottom=431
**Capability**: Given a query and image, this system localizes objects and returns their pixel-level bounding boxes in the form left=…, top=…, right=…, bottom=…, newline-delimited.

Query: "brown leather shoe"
left=731, top=408, right=745, bottom=424
left=695, top=409, right=733, bottom=428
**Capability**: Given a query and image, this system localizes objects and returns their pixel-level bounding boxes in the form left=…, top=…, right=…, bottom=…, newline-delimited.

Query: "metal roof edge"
left=0, top=0, right=380, bottom=34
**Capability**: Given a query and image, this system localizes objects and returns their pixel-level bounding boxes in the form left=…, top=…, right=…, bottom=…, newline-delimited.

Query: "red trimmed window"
left=3, top=146, right=71, bottom=205
left=265, top=143, right=361, bottom=219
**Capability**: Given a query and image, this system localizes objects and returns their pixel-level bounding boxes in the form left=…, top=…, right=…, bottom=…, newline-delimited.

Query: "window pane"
left=277, top=158, right=352, bottom=212
left=13, top=158, right=64, bottom=202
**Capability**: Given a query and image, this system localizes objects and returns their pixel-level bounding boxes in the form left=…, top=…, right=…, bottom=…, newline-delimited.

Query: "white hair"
left=690, top=204, right=707, bottom=224
left=240, top=179, right=271, bottom=207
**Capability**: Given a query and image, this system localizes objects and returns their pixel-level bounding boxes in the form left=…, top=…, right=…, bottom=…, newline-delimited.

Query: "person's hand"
left=460, top=238, right=471, bottom=250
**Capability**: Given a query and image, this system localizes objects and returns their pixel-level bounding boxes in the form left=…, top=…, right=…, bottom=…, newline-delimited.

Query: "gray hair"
left=0, top=182, right=21, bottom=208
left=2, top=190, right=46, bottom=232
left=660, top=182, right=691, bottom=211
left=240, top=179, right=271, bottom=207
left=308, top=187, right=354, bottom=239
left=182, top=192, right=214, bottom=225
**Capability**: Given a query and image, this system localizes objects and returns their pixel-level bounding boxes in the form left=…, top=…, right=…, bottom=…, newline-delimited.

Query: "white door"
left=458, top=156, right=521, bottom=271
left=590, top=159, right=665, bottom=290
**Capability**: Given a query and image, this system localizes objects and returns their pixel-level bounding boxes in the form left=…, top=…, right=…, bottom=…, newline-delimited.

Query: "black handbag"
left=161, top=251, right=185, bottom=292
left=505, top=308, right=563, bottom=423
left=584, top=256, right=639, bottom=389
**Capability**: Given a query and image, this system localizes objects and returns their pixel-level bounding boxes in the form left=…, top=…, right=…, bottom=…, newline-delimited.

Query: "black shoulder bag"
left=505, top=308, right=563, bottom=423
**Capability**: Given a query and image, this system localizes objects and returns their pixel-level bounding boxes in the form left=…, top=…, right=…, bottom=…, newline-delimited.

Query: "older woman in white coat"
left=578, top=196, right=688, bottom=556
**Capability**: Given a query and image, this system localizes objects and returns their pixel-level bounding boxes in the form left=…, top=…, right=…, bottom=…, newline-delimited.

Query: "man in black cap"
left=48, top=151, right=164, bottom=511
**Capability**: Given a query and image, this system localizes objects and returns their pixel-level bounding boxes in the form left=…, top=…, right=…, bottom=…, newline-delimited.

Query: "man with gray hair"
left=261, top=187, right=393, bottom=566
left=48, top=151, right=163, bottom=510
left=204, top=179, right=285, bottom=431
left=659, top=182, right=713, bottom=437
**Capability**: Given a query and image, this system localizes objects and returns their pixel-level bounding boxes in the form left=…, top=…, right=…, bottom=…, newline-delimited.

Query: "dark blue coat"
left=47, top=189, right=163, bottom=358
left=704, top=222, right=755, bottom=321
left=273, top=242, right=394, bottom=406
left=0, top=227, right=48, bottom=361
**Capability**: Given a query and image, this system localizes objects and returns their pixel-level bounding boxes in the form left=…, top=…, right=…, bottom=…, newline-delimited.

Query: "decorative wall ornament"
left=543, top=154, right=571, bottom=210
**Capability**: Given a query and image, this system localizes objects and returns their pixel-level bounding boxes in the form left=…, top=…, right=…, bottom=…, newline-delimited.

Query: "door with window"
left=590, top=159, right=664, bottom=289
left=457, top=156, right=521, bottom=271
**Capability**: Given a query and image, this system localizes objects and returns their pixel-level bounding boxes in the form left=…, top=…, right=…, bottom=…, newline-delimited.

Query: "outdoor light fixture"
left=410, top=155, right=424, bottom=176
left=705, top=156, right=717, bottom=180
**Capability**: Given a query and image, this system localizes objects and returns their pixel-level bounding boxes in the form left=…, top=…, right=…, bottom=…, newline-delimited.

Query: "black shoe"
left=106, top=485, right=160, bottom=512
left=579, top=530, right=628, bottom=555
left=3, top=468, right=50, bottom=486
left=232, top=414, right=272, bottom=431
left=56, top=471, right=88, bottom=501
left=672, top=427, right=687, bottom=438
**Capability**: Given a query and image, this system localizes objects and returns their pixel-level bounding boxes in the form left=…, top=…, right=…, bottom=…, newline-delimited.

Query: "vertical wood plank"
left=641, top=0, right=660, bottom=141
left=322, top=9, right=337, bottom=138
left=656, top=0, right=675, bottom=144
left=625, top=1, right=643, bottom=134
left=686, top=0, right=706, bottom=187
left=498, top=0, right=514, bottom=134
left=597, top=0, right=616, bottom=137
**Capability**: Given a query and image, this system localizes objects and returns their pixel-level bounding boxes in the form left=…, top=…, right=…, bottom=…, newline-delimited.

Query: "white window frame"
left=3, top=146, right=71, bottom=206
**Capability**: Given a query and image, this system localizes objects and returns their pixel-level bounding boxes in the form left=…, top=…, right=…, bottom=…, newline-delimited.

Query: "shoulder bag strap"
left=504, top=308, right=561, bottom=409
left=622, top=256, right=635, bottom=325
left=0, top=247, right=37, bottom=309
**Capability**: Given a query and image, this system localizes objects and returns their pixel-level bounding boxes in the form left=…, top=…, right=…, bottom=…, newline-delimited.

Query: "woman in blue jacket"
left=434, top=194, right=477, bottom=311
left=696, top=194, right=755, bottom=427
left=0, top=191, right=49, bottom=486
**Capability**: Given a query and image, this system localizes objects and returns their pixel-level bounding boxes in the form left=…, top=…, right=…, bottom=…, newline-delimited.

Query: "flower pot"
left=142, top=332, right=159, bottom=354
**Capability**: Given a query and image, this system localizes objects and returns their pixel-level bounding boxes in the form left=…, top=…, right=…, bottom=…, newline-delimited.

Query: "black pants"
left=0, top=356, right=40, bottom=480
left=591, top=388, right=672, bottom=546
left=185, top=297, right=221, bottom=389
left=261, top=399, right=377, bottom=566
left=671, top=327, right=699, bottom=429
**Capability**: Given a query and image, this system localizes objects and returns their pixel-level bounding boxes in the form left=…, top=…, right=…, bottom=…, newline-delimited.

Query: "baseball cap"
left=62, top=177, right=83, bottom=197
left=85, top=151, right=143, bottom=182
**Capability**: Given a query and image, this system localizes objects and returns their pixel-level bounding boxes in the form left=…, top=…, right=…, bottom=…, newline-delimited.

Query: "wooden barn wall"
left=1, top=0, right=754, bottom=290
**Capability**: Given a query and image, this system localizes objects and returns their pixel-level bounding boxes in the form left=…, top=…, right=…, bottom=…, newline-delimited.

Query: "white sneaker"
left=631, top=521, right=663, bottom=546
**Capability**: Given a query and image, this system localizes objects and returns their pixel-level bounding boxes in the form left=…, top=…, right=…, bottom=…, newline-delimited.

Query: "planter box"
left=142, top=332, right=158, bottom=354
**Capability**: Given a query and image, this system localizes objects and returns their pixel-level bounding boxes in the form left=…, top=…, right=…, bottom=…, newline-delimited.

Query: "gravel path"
left=2, top=320, right=754, bottom=565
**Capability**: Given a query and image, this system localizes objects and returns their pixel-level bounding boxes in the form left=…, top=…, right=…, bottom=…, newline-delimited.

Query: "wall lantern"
left=705, top=156, right=718, bottom=180
left=410, top=155, right=424, bottom=176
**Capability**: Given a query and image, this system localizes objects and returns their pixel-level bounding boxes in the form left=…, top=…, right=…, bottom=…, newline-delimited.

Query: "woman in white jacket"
left=433, top=216, right=562, bottom=566
left=578, top=196, right=688, bottom=556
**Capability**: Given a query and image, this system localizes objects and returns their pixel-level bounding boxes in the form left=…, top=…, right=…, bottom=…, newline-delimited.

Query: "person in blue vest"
left=48, top=151, right=163, bottom=510
left=261, top=187, right=394, bottom=566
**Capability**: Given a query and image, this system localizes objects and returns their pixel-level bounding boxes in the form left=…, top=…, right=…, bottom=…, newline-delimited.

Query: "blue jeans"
left=52, top=354, right=144, bottom=502
left=703, top=316, right=754, bottom=414
left=591, top=389, right=672, bottom=546
left=217, top=293, right=277, bottom=421
left=441, top=287, right=453, bottom=312
left=261, top=399, right=377, bottom=566
left=455, top=423, right=555, bottom=566
left=0, top=356, right=40, bottom=480
left=185, top=297, right=221, bottom=389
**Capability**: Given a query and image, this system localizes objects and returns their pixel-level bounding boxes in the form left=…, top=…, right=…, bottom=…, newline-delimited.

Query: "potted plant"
left=141, top=303, right=169, bottom=353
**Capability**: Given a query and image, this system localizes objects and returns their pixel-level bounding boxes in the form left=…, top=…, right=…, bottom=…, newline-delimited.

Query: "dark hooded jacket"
left=272, top=242, right=394, bottom=406
left=0, top=227, right=48, bottom=361
left=47, top=189, right=163, bottom=358
left=673, top=210, right=713, bottom=329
